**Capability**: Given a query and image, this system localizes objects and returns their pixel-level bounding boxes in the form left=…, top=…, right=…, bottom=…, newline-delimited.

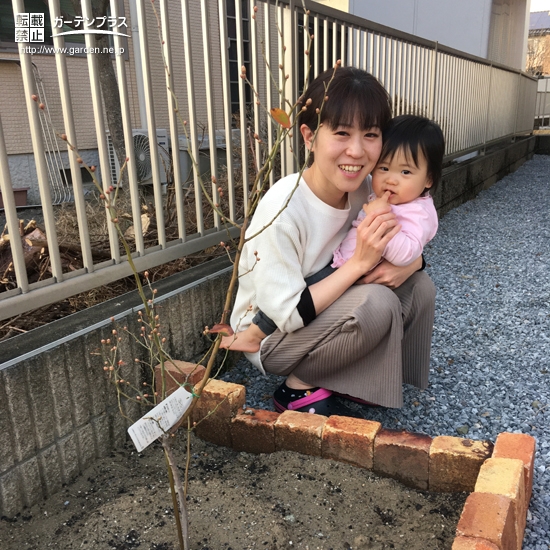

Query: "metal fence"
left=0, top=0, right=538, bottom=321
left=535, top=77, right=550, bottom=126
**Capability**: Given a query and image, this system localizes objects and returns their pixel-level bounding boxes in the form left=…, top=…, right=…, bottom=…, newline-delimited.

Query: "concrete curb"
left=182, top=372, right=536, bottom=550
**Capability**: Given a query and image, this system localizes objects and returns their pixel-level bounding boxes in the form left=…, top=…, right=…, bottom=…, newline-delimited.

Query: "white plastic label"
left=127, top=386, right=193, bottom=452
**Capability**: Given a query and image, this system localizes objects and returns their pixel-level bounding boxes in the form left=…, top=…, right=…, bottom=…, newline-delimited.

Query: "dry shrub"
left=0, top=171, right=244, bottom=341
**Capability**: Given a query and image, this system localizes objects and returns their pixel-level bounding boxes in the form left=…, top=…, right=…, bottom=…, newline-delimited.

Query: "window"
left=1, top=0, right=90, bottom=50
left=227, top=0, right=252, bottom=120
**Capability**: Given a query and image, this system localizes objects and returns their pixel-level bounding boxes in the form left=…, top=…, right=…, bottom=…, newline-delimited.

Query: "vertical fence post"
left=545, top=78, right=549, bottom=126
left=136, top=0, right=166, bottom=247
left=280, top=0, right=297, bottom=176
left=235, top=0, right=251, bottom=209
left=12, top=0, right=63, bottom=281
left=82, top=0, right=120, bottom=262
left=48, top=0, right=93, bottom=271
left=110, top=0, right=145, bottom=253
left=200, top=0, right=221, bottom=229
left=428, top=41, right=438, bottom=120
left=534, top=83, right=539, bottom=127
left=0, top=114, right=29, bottom=293
left=263, top=0, right=275, bottom=187
left=512, top=71, right=521, bottom=141
left=218, top=0, right=237, bottom=218
left=482, top=64, right=494, bottom=155
left=159, top=0, right=186, bottom=241
left=250, top=0, right=261, bottom=191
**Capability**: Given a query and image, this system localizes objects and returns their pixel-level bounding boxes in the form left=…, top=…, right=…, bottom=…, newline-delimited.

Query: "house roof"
left=530, top=11, right=550, bottom=33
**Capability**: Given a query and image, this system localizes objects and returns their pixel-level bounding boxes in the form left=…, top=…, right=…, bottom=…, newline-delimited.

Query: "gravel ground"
left=222, top=154, right=550, bottom=550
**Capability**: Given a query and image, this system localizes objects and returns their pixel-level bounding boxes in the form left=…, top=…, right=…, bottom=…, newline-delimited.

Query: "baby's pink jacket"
left=331, top=194, right=438, bottom=268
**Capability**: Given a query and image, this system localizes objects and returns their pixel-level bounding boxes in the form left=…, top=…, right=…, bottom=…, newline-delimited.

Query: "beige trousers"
left=260, top=271, right=436, bottom=408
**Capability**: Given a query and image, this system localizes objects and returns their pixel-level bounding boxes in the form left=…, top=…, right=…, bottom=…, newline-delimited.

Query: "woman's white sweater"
left=230, top=172, right=371, bottom=339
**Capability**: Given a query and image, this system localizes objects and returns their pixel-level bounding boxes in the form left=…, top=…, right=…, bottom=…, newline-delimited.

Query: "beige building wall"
left=315, top=0, right=530, bottom=71
left=135, top=0, right=223, bottom=133
left=0, top=53, right=99, bottom=155
left=487, top=0, right=530, bottom=70
left=0, top=0, right=230, bottom=159
left=314, top=0, right=350, bottom=12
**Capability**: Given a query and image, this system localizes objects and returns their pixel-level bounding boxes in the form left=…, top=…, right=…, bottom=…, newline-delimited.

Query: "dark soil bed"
left=0, top=434, right=466, bottom=550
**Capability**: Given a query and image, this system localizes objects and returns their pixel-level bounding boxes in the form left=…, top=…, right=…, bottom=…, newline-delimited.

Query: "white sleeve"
left=245, top=220, right=308, bottom=334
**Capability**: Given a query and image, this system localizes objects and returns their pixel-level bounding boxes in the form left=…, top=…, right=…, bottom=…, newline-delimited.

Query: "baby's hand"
left=364, top=190, right=391, bottom=215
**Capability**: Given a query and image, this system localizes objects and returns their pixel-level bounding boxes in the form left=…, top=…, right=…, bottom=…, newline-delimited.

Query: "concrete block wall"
left=0, top=256, right=232, bottom=518
left=6, top=149, right=100, bottom=206
left=536, top=134, right=550, bottom=156
left=435, top=136, right=536, bottom=217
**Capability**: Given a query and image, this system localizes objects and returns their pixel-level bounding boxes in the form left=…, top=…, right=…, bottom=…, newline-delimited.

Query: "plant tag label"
left=127, top=386, right=193, bottom=452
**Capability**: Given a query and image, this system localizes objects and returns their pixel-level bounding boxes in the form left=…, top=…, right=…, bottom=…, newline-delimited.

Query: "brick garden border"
left=163, top=361, right=536, bottom=550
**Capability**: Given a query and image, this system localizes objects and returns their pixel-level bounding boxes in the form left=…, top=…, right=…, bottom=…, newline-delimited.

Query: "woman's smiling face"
left=301, top=120, right=382, bottom=208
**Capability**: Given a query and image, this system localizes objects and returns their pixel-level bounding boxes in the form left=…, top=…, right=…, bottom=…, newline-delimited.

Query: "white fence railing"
left=0, top=0, right=538, bottom=321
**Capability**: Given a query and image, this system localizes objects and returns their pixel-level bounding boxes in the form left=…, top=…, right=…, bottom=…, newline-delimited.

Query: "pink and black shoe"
left=273, top=384, right=363, bottom=418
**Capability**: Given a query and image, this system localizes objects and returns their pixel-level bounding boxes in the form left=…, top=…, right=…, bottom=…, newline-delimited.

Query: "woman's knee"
left=343, top=284, right=401, bottom=333
left=410, top=271, right=436, bottom=308
left=394, top=271, right=435, bottom=304
left=365, top=283, right=402, bottom=311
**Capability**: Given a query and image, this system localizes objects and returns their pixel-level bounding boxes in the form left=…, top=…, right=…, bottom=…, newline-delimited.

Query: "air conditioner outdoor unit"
left=106, top=128, right=170, bottom=186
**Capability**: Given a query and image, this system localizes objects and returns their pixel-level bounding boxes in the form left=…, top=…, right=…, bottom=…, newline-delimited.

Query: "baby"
left=221, top=114, right=445, bottom=353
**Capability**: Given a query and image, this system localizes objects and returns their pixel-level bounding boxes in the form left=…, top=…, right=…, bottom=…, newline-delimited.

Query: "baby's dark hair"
left=380, top=115, right=445, bottom=194
left=298, top=66, right=392, bottom=134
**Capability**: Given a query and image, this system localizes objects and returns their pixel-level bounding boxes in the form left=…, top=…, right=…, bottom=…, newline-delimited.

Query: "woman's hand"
left=359, top=256, right=423, bottom=289
left=350, top=202, right=400, bottom=274
left=307, top=205, right=398, bottom=316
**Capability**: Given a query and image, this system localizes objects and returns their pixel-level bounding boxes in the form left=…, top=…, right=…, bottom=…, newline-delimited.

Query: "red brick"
left=321, top=416, right=381, bottom=469
left=154, top=360, right=205, bottom=397
left=231, top=409, right=280, bottom=454
left=452, top=536, right=501, bottom=549
left=493, top=432, right=536, bottom=503
left=456, top=493, right=517, bottom=550
left=429, top=436, right=494, bottom=492
left=192, top=380, right=246, bottom=448
left=373, top=429, right=432, bottom=490
left=274, top=411, right=327, bottom=456
left=475, top=458, right=526, bottom=550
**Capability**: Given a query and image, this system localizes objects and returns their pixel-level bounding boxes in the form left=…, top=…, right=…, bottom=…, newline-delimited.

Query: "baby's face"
left=371, top=148, right=431, bottom=205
